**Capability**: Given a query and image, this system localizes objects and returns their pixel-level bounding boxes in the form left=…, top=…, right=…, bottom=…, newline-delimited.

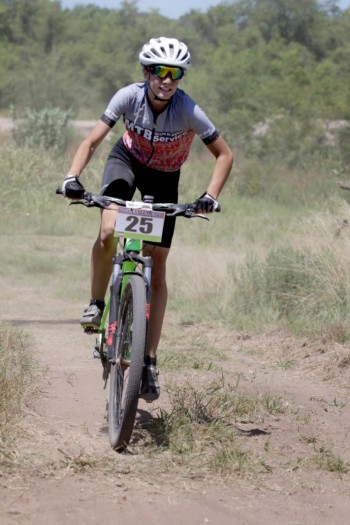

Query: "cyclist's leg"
left=91, top=206, right=118, bottom=301
left=137, top=169, right=179, bottom=401
left=81, top=143, right=136, bottom=328
left=136, top=166, right=179, bottom=357
left=81, top=207, right=118, bottom=329
left=142, top=244, right=170, bottom=358
left=93, top=144, right=137, bottom=296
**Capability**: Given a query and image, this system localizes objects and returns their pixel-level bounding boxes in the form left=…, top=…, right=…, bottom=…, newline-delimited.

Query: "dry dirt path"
left=1, top=250, right=350, bottom=524
left=0, top=117, right=96, bottom=135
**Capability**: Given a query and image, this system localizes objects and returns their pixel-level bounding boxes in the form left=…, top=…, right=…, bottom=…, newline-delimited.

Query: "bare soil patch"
left=1, top=245, right=350, bottom=524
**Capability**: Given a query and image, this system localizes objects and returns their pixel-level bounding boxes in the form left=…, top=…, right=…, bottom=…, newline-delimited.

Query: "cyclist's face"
left=144, top=67, right=180, bottom=101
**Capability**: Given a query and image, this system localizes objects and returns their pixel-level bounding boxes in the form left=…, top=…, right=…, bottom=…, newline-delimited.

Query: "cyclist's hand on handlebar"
left=62, top=176, right=85, bottom=199
left=192, top=192, right=219, bottom=213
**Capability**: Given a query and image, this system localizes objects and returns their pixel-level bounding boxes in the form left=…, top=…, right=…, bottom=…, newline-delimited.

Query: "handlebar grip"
left=215, top=204, right=221, bottom=212
left=56, top=186, right=63, bottom=195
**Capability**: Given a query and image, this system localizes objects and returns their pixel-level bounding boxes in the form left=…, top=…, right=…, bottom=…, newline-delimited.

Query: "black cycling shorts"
left=101, top=138, right=180, bottom=248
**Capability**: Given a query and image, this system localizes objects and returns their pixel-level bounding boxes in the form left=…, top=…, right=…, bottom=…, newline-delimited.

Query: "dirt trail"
left=0, top=117, right=96, bottom=135
left=0, top=279, right=350, bottom=525
left=1, top=265, right=350, bottom=523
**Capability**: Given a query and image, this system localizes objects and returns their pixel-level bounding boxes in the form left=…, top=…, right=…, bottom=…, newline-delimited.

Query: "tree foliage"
left=1, top=0, right=350, bottom=163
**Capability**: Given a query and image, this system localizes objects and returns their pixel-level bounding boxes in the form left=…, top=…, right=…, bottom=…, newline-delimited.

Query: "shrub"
left=230, top=246, right=311, bottom=328
left=229, top=203, right=350, bottom=340
left=11, top=106, right=74, bottom=151
left=337, top=124, right=350, bottom=166
left=247, top=115, right=331, bottom=169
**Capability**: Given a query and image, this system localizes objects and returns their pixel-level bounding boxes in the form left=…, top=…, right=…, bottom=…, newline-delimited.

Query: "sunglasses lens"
left=171, top=67, right=184, bottom=80
left=149, top=65, right=184, bottom=80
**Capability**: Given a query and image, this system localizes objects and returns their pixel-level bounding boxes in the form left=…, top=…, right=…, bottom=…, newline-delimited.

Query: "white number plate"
left=115, top=206, right=165, bottom=242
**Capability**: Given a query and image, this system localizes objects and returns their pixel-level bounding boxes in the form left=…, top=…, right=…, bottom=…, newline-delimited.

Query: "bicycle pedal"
left=83, top=327, right=100, bottom=334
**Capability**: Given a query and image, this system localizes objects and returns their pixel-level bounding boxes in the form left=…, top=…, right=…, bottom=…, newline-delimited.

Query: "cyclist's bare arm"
left=205, top=136, right=234, bottom=199
left=67, top=120, right=112, bottom=177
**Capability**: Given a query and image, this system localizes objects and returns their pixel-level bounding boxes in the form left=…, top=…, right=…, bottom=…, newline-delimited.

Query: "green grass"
left=159, top=317, right=229, bottom=372
left=136, top=375, right=286, bottom=478
left=2, top=138, right=350, bottom=480
left=0, top=235, right=91, bottom=304
left=312, top=446, right=349, bottom=474
left=225, top=199, right=350, bottom=340
left=0, top=141, right=106, bottom=236
left=2, top=133, right=350, bottom=344
left=2, top=138, right=350, bottom=342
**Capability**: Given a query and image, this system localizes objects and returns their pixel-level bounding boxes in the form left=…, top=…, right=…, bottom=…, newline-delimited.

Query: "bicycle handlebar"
left=56, top=187, right=221, bottom=219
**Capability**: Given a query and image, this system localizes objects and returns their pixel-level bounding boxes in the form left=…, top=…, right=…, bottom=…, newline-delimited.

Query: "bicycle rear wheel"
left=108, top=275, right=147, bottom=451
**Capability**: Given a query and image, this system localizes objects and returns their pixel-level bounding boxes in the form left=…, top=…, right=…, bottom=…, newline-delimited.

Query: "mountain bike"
left=57, top=188, right=220, bottom=451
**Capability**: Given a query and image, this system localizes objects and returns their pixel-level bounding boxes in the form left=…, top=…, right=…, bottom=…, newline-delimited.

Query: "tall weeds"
left=140, top=376, right=285, bottom=477
left=0, top=324, right=40, bottom=444
left=228, top=200, right=350, bottom=341
left=2, top=137, right=350, bottom=342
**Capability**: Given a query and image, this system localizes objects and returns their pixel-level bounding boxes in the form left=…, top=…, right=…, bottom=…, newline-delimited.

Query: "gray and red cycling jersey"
left=100, top=82, right=219, bottom=172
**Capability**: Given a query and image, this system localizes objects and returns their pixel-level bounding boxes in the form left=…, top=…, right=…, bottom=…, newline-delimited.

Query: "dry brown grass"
left=0, top=324, right=41, bottom=445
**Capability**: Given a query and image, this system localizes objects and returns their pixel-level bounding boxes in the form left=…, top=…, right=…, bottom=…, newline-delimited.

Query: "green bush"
left=11, top=106, right=74, bottom=151
left=229, top=246, right=311, bottom=328
left=337, top=125, right=350, bottom=166
left=247, top=116, right=328, bottom=169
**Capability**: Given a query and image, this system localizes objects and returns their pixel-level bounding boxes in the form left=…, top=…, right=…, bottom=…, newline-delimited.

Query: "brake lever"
left=69, top=198, right=110, bottom=209
left=189, top=212, right=209, bottom=220
left=184, top=206, right=209, bottom=220
left=69, top=200, right=91, bottom=207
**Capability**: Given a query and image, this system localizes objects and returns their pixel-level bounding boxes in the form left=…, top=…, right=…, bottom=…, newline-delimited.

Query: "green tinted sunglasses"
left=147, top=65, right=184, bottom=81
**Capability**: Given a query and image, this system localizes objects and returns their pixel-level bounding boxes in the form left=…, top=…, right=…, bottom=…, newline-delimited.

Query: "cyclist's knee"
left=98, top=208, right=118, bottom=249
left=96, top=227, right=116, bottom=254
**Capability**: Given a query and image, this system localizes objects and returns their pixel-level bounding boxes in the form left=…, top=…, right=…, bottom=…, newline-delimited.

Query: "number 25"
left=125, top=216, right=153, bottom=234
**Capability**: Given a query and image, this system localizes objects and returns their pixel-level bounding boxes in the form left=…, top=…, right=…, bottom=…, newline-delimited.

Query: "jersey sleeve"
left=100, top=85, right=132, bottom=128
left=186, top=98, right=219, bottom=145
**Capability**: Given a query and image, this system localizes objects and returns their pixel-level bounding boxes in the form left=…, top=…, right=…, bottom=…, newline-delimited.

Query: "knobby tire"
left=108, top=275, right=147, bottom=451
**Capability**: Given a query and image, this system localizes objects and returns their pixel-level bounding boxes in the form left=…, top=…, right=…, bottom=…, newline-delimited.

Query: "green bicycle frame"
left=120, top=238, right=142, bottom=295
left=96, top=237, right=142, bottom=352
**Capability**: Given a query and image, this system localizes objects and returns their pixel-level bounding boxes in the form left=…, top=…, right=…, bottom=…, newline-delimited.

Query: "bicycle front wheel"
left=108, top=275, right=147, bottom=451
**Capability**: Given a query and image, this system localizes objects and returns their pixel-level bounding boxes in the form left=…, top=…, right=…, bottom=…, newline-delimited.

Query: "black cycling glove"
left=62, top=176, right=85, bottom=199
left=192, top=192, right=219, bottom=212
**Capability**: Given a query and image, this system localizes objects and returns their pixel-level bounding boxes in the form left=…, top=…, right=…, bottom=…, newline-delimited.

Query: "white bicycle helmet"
left=139, top=37, right=191, bottom=69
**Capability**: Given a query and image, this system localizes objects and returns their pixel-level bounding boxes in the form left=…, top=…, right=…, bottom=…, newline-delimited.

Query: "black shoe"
left=140, top=365, right=160, bottom=402
left=80, top=301, right=103, bottom=330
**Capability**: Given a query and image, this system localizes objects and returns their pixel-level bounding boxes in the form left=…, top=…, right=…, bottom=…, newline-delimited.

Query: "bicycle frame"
left=97, top=236, right=153, bottom=369
left=57, top=187, right=219, bottom=450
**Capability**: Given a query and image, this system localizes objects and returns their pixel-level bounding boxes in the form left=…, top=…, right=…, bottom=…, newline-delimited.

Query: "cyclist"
left=62, top=36, right=233, bottom=402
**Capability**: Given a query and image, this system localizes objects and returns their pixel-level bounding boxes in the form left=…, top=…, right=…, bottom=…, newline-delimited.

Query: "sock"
left=90, top=299, right=105, bottom=311
left=145, top=355, right=157, bottom=366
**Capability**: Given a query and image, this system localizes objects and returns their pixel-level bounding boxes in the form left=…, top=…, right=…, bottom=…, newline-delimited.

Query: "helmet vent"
left=139, top=37, right=191, bottom=69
